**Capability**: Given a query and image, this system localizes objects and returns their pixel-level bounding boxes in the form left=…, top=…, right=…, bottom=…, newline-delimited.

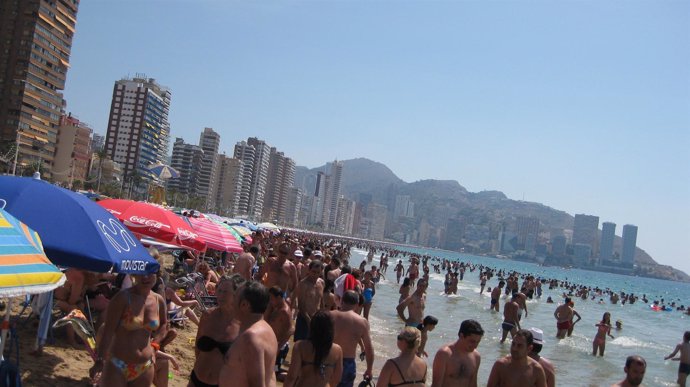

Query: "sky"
left=62, top=1, right=690, bottom=274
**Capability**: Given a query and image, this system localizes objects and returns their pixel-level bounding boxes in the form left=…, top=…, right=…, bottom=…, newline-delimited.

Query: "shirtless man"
left=611, top=355, right=646, bottom=387
left=431, top=319, right=484, bottom=387
left=665, top=331, right=690, bottom=387
left=394, top=260, right=405, bottom=284
left=331, top=290, right=374, bottom=387
left=487, top=329, right=546, bottom=387
left=397, top=279, right=428, bottom=327
left=220, top=281, right=278, bottom=387
left=260, top=243, right=299, bottom=303
left=553, top=297, right=574, bottom=339
left=490, top=281, right=505, bottom=312
left=293, top=260, right=325, bottom=341
left=408, top=259, right=420, bottom=287
left=234, top=251, right=256, bottom=281
left=500, top=293, right=521, bottom=343
left=515, top=292, right=529, bottom=320
left=527, top=328, right=555, bottom=387
left=265, top=286, right=294, bottom=378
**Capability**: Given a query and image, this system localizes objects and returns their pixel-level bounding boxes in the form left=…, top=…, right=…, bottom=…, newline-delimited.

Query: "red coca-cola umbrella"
left=98, top=199, right=206, bottom=252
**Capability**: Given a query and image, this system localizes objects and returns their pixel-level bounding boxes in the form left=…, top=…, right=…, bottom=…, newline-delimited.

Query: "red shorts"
left=557, top=320, right=571, bottom=330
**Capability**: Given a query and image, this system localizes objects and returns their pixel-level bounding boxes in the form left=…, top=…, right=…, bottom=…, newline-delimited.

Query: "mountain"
left=295, top=158, right=689, bottom=282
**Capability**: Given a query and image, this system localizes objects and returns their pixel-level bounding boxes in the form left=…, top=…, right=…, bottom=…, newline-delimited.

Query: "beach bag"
left=0, top=329, right=22, bottom=387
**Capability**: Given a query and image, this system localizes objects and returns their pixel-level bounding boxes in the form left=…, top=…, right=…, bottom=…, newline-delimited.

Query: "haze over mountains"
left=295, top=158, right=689, bottom=282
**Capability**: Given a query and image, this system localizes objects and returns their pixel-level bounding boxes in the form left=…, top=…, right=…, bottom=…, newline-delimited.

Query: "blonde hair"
left=398, top=326, right=421, bottom=350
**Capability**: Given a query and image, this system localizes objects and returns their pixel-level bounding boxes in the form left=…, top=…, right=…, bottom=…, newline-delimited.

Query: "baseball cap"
left=294, top=250, right=304, bottom=258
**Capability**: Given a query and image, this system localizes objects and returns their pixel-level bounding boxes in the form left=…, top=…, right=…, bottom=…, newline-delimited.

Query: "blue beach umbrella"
left=0, top=176, right=159, bottom=274
left=147, top=163, right=180, bottom=180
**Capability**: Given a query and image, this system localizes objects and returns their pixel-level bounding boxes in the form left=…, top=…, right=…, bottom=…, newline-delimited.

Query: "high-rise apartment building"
left=213, top=154, right=242, bottom=216
left=368, top=203, right=388, bottom=241
left=233, top=137, right=270, bottom=219
left=324, top=160, right=343, bottom=230
left=516, top=216, right=540, bottom=251
left=394, top=195, right=415, bottom=218
left=572, top=214, right=599, bottom=256
left=335, top=197, right=356, bottom=235
left=262, top=148, right=295, bottom=223
left=621, top=224, right=638, bottom=266
left=0, top=0, right=79, bottom=177
left=168, top=137, right=204, bottom=198
left=90, top=132, right=105, bottom=153
left=285, top=187, right=303, bottom=227
left=53, top=113, right=91, bottom=186
left=104, top=76, right=171, bottom=180
left=599, top=222, right=616, bottom=264
left=198, top=127, right=220, bottom=210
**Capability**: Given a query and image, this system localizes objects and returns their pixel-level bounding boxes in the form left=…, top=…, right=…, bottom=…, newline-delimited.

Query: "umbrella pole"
left=0, top=298, right=12, bottom=362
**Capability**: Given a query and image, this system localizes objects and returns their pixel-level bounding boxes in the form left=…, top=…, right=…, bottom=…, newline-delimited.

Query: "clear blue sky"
left=63, top=1, right=690, bottom=274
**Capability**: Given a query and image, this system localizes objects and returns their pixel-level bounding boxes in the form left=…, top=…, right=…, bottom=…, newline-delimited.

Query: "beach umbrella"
left=257, top=222, right=280, bottom=232
left=0, top=208, right=65, bottom=297
left=229, top=220, right=258, bottom=231
left=147, top=163, right=180, bottom=180
left=186, top=217, right=243, bottom=253
left=98, top=199, right=206, bottom=252
left=0, top=176, right=159, bottom=275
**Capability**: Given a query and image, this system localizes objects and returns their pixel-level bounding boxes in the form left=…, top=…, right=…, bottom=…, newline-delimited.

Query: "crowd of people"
left=38, top=229, right=690, bottom=387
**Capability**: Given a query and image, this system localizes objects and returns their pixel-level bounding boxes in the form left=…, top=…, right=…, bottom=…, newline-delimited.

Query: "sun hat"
left=528, top=327, right=545, bottom=345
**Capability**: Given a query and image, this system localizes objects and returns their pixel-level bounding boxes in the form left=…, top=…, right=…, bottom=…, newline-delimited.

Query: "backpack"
left=0, top=329, right=21, bottom=387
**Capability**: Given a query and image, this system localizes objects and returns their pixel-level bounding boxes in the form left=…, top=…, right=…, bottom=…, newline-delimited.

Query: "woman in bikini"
left=592, top=312, right=615, bottom=356
left=91, top=271, right=167, bottom=386
left=284, top=311, right=343, bottom=387
left=376, top=326, right=427, bottom=387
left=189, top=274, right=246, bottom=387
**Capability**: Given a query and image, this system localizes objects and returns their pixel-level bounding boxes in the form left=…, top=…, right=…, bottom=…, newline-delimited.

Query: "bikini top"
left=120, top=290, right=160, bottom=332
left=388, top=359, right=427, bottom=387
left=302, top=360, right=336, bottom=378
left=196, top=335, right=233, bottom=356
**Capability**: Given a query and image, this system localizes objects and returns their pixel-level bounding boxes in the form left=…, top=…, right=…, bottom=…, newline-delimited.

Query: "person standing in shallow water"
left=431, top=319, right=484, bottom=387
left=527, top=328, right=555, bottom=387
left=592, top=312, right=615, bottom=356
left=664, top=331, right=690, bottom=387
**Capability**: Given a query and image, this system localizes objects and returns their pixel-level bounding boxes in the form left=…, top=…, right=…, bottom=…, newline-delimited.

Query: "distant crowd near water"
left=24, top=227, right=690, bottom=387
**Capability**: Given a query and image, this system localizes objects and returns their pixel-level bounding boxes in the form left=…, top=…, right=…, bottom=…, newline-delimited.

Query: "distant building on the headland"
left=516, top=216, right=540, bottom=252
left=551, top=235, right=567, bottom=256
left=621, top=224, right=638, bottom=267
left=91, top=133, right=106, bottom=153
left=573, top=214, right=599, bottom=258
left=53, top=114, right=92, bottom=187
left=599, top=222, right=616, bottom=265
left=394, top=195, right=415, bottom=218
left=0, top=0, right=80, bottom=178
left=104, top=76, right=171, bottom=181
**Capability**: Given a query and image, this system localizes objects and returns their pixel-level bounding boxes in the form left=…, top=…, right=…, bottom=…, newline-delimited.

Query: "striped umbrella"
left=186, top=217, right=243, bottom=253
left=0, top=208, right=65, bottom=297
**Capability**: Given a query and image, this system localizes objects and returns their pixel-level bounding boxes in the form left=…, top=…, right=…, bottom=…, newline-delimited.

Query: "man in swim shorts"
left=553, top=297, right=574, bottom=339
left=665, top=331, right=690, bottom=387
left=500, top=293, right=520, bottom=344
left=490, top=281, right=505, bottom=312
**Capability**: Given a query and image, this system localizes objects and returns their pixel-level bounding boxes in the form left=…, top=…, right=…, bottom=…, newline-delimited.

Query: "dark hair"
left=459, top=319, right=484, bottom=337
left=219, top=274, right=246, bottom=291
left=625, top=355, right=646, bottom=368
left=303, top=248, right=312, bottom=258
left=309, top=260, right=323, bottom=270
left=515, top=329, right=534, bottom=346
left=268, top=285, right=284, bottom=298
left=423, top=315, right=438, bottom=327
left=239, top=281, right=269, bottom=313
left=342, top=290, right=359, bottom=306
left=309, top=311, right=334, bottom=371
left=402, top=277, right=411, bottom=287
left=531, top=343, right=543, bottom=354
left=684, top=331, right=690, bottom=342
left=249, top=246, right=260, bottom=254
left=341, top=265, right=351, bottom=275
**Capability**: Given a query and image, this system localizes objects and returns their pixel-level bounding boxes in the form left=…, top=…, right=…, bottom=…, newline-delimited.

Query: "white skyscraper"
left=621, top=224, right=638, bottom=266
left=105, top=77, right=171, bottom=179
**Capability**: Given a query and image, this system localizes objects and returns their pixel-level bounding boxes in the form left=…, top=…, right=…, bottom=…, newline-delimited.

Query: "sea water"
left=348, top=247, right=690, bottom=387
